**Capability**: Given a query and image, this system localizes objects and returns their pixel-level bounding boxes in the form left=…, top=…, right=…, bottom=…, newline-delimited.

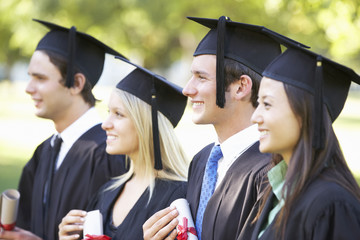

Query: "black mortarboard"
left=115, top=56, right=187, bottom=170
left=262, top=46, right=360, bottom=149
left=188, top=16, right=309, bottom=108
left=34, top=19, right=127, bottom=88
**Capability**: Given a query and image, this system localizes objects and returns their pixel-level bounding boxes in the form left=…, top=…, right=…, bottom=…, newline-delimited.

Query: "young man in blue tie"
left=142, top=16, right=307, bottom=240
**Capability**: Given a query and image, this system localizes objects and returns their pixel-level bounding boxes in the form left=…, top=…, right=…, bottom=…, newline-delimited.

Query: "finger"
left=154, top=217, right=179, bottom=240
left=165, top=229, right=178, bottom=240
left=68, top=209, right=87, bottom=217
left=59, top=213, right=85, bottom=239
left=62, top=215, right=86, bottom=225
left=59, top=223, right=84, bottom=234
left=143, top=206, right=175, bottom=229
left=59, top=233, right=81, bottom=240
left=143, top=208, right=179, bottom=239
left=59, top=211, right=86, bottom=229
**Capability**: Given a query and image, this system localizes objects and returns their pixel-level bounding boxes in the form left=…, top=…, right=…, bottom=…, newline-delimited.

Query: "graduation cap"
left=34, top=19, right=127, bottom=88
left=115, top=56, right=187, bottom=170
left=262, top=46, right=360, bottom=149
left=187, top=16, right=309, bottom=108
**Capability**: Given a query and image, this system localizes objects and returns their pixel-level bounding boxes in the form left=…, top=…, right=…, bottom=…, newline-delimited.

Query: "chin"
left=105, top=148, right=117, bottom=155
left=259, top=145, right=271, bottom=154
left=192, top=116, right=209, bottom=125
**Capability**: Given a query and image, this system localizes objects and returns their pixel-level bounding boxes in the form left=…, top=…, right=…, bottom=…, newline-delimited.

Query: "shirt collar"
left=219, top=124, right=259, bottom=161
left=268, top=159, right=288, bottom=201
left=56, top=107, right=102, bottom=147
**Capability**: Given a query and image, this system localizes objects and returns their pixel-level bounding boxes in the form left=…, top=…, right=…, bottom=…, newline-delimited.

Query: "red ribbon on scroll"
left=83, top=234, right=112, bottom=240
left=176, top=217, right=197, bottom=240
left=1, top=222, right=16, bottom=231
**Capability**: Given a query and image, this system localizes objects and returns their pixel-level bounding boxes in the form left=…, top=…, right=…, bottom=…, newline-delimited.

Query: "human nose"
left=101, top=115, right=113, bottom=131
left=25, top=78, right=36, bottom=95
left=182, top=77, right=197, bottom=97
left=251, top=106, right=262, bottom=125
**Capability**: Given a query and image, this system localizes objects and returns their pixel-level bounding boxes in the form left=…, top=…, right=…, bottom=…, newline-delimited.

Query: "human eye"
left=257, top=97, right=271, bottom=109
left=114, top=109, right=126, bottom=118
left=263, top=101, right=271, bottom=109
left=197, top=74, right=206, bottom=81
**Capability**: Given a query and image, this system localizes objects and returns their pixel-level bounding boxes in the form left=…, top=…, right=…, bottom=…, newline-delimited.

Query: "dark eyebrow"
left=260, top=94, right=275, bottom=101
left=191, top=70, right=210, bottom=77
left=28, top=72, right=47, bottom=78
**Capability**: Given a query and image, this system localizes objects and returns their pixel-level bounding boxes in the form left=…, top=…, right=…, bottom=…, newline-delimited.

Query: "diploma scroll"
left=170, top=198, right=198, bottom=240
left=83, top=210, right=103, bottom=237
left=0, top=189, right=20, bottom=231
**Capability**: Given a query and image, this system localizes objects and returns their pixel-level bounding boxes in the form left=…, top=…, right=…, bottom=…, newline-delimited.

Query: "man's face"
left=26, top=51, right=72, bottom=121
left=183, top=55, right=225, bottom=125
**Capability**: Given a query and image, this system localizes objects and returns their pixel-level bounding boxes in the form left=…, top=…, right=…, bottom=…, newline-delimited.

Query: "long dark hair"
left=255, top=82, right=360, bottom=239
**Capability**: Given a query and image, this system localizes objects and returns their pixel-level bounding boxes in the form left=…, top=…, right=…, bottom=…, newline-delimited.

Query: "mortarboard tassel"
left=313, top=56, right=324, bottom=150
left=215, top=16, right=228, bottom=108
left=151, top=80, right=163, bottom=170
left=66, top=26, right=77, bottom=88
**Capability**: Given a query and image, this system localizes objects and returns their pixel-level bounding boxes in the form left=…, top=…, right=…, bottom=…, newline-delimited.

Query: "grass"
left=0, top=81, right=360, bottom=192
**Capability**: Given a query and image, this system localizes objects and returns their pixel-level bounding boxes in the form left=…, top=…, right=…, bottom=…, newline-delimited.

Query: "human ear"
left=70, top=73, right=86, bottom=95
left=234, top=75, right=253, bottom=100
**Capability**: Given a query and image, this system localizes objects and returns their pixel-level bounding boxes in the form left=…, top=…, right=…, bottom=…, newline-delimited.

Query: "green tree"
left=0, top=0, right=359, bottom=81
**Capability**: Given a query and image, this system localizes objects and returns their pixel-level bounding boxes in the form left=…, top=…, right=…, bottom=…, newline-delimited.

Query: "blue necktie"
left=195, top=144, right=223, bottom=240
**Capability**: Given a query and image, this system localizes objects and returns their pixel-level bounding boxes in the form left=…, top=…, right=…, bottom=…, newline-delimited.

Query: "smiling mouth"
left=107, top=135, right=117, bottom=140
left=192, top=102, right=204, bottom=107
left=260, top=130, right=269, bottom=137
left=33, top=99, right=42, bottom=107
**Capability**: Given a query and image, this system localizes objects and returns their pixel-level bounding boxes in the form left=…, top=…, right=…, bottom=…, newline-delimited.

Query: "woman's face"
left=251, top=77, right=301, bottom=163
left=102, top=90, right=139, bottom=159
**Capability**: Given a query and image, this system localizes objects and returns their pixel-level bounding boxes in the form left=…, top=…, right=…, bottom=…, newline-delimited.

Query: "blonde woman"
left=58, top=60, right=189, bottom=240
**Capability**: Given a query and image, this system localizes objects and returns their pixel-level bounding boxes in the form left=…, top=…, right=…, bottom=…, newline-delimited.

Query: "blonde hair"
left=107, top=89, right=189, bottom=199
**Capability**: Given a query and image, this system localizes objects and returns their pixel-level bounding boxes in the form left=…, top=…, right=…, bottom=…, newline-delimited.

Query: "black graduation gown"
left=186, top=141, right=271, bottom=240
left=17, top=124, right=127, bottom=240
left=88, top=179, right=187, bottom=240
left=251, top=178, right=360, bottom=240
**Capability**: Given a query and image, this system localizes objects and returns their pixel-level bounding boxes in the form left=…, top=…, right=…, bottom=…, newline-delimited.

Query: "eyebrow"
left=28, top=72, right=47, bottom=78
left=260, top=94, right=275, bottom=100
left=191, top=69, right=210, bottom=76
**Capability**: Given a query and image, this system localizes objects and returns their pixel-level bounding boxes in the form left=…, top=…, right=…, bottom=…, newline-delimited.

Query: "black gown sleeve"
left=311, top=201, right=360, bottom=240
left=17, top=141, right=48, bottom=230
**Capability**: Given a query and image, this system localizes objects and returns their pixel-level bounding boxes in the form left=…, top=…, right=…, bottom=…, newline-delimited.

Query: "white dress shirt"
left=51, top=107, right=102, bottom=170
left=215, top=124, right=259, bottom=189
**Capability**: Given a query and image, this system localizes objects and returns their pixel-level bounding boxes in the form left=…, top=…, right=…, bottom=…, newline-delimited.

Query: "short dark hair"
left=43, top=50, right=97, bottom=107
left=223, top=58, right=262, bottom=108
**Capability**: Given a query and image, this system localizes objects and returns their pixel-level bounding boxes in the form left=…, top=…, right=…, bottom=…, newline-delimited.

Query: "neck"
left=54, top=101, right=91, bottom=133
left=214, top=103, right=254, bottom=143
left=130, top=154, right=152, bottom=182
left=131, top=169, right=152, bottom=186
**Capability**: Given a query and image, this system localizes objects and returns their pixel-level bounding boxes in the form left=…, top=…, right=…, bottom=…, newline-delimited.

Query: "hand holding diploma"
left=143, top=198, right=198, bottom=240
left=0, top=189, right=20, bottom=231
left=82, top=210, right=111, bottom=240
left=58, top=209, right=111, bottom=240
left=170, top=199, right=197, bottom=240
left=58, top=209, right=87, bottom=240
left=0, top=190, right=39, bottom=239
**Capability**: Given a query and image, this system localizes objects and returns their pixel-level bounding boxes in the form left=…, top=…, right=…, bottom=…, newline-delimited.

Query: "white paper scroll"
left=170, top=198, right=198, bottom=240
left=83, top=210, right=103, bottom=237
left=0, top=189, right=20, bottom=231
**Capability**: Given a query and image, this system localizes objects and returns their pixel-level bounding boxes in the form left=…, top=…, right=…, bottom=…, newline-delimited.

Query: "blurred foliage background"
left=1, top=0, right=360, bottom=192
left=1, top=0, right=360, bottom=75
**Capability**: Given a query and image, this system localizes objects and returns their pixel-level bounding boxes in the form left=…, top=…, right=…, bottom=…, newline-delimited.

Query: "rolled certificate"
left=83, top=210, right=103, bottom=237
left=170, top=198, right=198, bottom=240
left=0, top=189, right=20, bottom=231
